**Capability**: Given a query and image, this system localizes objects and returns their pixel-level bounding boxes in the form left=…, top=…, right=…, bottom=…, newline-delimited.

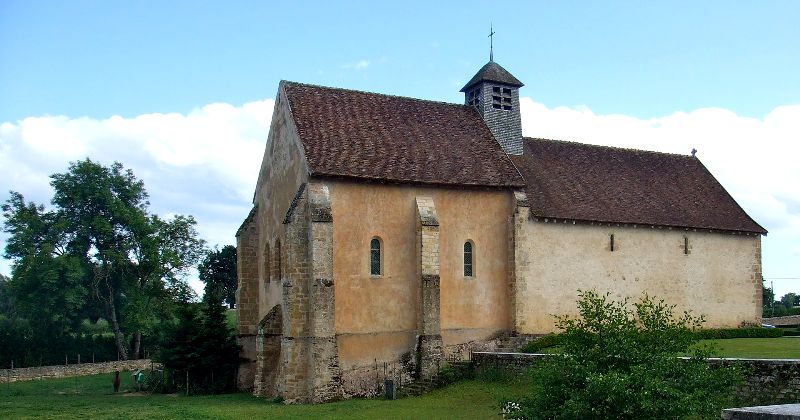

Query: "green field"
left=698, top=338, right=800, bottom=359
left=0, top=372, right=525, bottom=419
left=526, top=337, right=800, bottom=359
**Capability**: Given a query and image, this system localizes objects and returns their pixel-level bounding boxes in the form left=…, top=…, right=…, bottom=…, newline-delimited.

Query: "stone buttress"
left=235, top=207, right=259, bottom=389
left=278, top=183, right=342, bottom=403
left=415, top=197, right=443, bottom=379
left=511, top=191, right=530, bottom=333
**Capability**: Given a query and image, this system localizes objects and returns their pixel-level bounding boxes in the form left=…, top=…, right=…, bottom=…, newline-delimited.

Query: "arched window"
left=370, top=238, right=382, bottom=276
left=464, top=241, right=474, bottom=277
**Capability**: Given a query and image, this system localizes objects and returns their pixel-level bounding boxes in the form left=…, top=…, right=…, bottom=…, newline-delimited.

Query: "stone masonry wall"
left=1, top=359, right=159, bottom=383
left=514, top=219, right=763, bottom=333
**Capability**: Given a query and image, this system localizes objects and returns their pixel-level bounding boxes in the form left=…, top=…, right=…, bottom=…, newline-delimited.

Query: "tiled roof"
left=460, top=61, right=524, bottom=92
left=510, top=138, right=767, bottom=234
left=283, top=81, right=525, bottom=188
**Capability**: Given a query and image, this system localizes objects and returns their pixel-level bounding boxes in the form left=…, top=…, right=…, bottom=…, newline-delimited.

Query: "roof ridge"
left=281, top=80, right=470, bottom=110
left=523, top=136, right=695, bottom=159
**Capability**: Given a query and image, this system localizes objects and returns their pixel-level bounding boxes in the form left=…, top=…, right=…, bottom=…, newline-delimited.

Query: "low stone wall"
left=0, top=359, right=159, bottom=383
left=472, top=352, right=800, bottom=404
left=763, top=315, right=800, bottom=327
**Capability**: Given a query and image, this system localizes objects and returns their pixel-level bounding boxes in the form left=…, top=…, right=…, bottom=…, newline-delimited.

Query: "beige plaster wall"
left=515, top=218, right=762, bottom=333
left=252, top=83, right=310, bottom=324
left=328, top=181, right=514, bottom=368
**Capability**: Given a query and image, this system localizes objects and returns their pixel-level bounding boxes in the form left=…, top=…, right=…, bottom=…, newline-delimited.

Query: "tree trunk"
left=107, top=290, right=128, bottom=360
left=132, top=331, right=141, bottom=360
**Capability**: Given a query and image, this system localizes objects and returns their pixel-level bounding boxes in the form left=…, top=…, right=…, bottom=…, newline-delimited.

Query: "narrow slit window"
left=370, top=238, right=381, bottom=276
left=275, top=240, right=282, bottom=281
left=464, top=241, right=473, bottom=277
left=263, top=243, right=271, bottom=285
left=684, top=236, right=689, bottom=255
left=610, top=234, right=615, bottom=252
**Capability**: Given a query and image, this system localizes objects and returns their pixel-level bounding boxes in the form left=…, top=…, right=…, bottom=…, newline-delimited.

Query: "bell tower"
left=461, top=59, right=524, bottom=155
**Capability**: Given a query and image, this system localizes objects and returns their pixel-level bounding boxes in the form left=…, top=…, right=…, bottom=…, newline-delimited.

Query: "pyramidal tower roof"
left=460, top=60, right=524, bottom=92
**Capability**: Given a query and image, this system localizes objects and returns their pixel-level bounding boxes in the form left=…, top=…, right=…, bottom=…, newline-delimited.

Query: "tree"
left=780, top=293, right=799, bottom=309
left=0, top=273, right=15, bottom=318
left=2, top=159, right=205, bottom=360
left=510, top=290, right=742, bottom=419
left=198, top=245, right=237, bottom=308
left=157, top=289, right=240, bottom=393
left=762, top=278, right=775, bottom=317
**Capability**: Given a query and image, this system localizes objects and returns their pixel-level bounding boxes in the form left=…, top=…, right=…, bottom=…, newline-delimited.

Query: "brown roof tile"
left=510, top=138, right=766, bottom=233
left=282, top=81, right=525, bottom=188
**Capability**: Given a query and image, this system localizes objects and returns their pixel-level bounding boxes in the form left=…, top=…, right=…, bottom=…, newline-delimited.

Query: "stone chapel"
left=235, top=59, right=766, bottom=402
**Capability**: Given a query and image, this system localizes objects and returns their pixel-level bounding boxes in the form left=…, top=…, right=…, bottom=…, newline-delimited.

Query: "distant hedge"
left=519, top=327, right=784, bottom=353
left=695, top=327, right=783, bottom=339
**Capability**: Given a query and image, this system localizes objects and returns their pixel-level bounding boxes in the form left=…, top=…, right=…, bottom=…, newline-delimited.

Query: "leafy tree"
left=2, top=192, right=88, bottom=337
left=780, top=293, right=799, bottom=309
left=198, top=245, right=237, bottom=308
left=511, top=290, right=742, bottom=419
left=2, top=159, right=205, bottom=360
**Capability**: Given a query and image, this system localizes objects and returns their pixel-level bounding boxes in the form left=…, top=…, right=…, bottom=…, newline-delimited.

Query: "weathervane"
left=488, top=24, right=495, bottom=62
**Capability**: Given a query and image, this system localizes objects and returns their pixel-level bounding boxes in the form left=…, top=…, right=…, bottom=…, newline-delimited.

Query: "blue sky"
left=1, top=1, right=798, bottom=298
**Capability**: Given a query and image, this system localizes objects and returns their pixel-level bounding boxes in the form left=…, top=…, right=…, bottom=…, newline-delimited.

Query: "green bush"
left=696, top=327, right=783, bottom=339
left=507, top=290, right=743, bottom=419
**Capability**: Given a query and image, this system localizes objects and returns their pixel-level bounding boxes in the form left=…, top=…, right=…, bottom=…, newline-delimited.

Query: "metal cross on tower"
left=488, top=24, right=496, bottom=62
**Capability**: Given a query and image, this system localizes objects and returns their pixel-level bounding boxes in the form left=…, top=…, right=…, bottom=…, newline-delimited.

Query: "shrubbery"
left=507, top=291, right=743, bottom=419
left=695, top=327, right=783, bottom=339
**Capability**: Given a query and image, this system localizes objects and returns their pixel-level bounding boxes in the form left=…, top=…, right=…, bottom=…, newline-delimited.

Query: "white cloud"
left=341, top=59, right=370, bottom=70
left=0, top=100, right=274, bottom=294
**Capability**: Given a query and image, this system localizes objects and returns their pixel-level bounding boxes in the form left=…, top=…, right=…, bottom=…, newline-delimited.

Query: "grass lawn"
left=698, top=338, right=800, bottom=359
left=525, top=338, right=799, bottom=359
left=0, top=371, right=524, bottom=419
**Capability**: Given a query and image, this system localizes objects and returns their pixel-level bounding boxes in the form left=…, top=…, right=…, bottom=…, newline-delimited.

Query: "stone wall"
left=763, top=315, right=800, bottom=327
left=514, top=219, right=762, bottom=333
left=1, top=359, right=159, bottom=383
left=328, top=181, right=514, bottom=370
left=471, top=352, right=800, bottom=404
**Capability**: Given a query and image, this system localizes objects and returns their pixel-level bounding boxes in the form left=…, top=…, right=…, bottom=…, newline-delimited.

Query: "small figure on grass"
left=131, top=369, right=146, bottom=392
left=112, top=370, right=120, bottom=393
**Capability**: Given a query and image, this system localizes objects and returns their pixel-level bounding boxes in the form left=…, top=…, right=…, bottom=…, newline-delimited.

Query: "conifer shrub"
left=156, top=290, right=241, bottom=394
